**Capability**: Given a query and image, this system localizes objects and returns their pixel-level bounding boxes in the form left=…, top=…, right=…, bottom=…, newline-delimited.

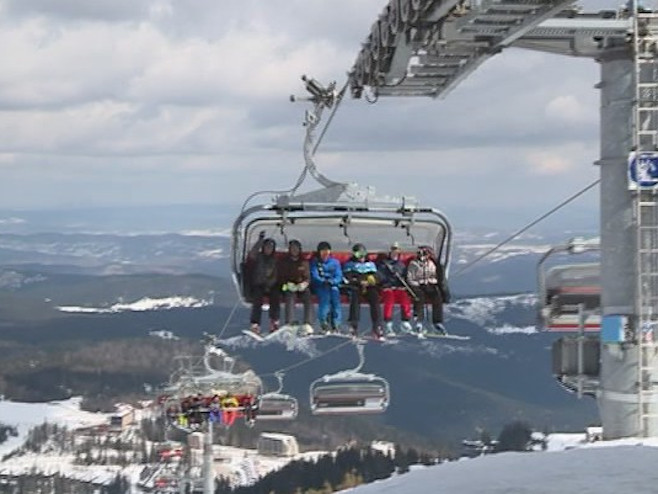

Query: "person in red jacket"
left=377, top=242, right=413, bottom=336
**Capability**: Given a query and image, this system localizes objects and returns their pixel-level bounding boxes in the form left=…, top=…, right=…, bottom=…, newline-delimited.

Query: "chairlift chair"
left=537, top=238, right=601, bottom=332
left=309, top=342, right=390, bottom=415
left=231, top=76, right=452, bottom=304
left=256, top=372, right=299, bottom=421
left=257, top=394, right=299, bottom=420
left=192, top=345, right=263, bottom=396
left=231, top=75, right=452, bottom=306
left=232, top=198, right=452, bottom=305
left=164, top=345, right=263, bottom=401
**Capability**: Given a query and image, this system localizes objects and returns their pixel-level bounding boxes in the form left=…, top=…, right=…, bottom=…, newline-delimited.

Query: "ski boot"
left=400, top=321, right=413, bottom=334
left=434, top=323, right=447, bottom=335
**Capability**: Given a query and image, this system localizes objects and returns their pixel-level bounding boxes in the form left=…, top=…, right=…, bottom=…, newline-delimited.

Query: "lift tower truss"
left=350, top=0, right=576, bottom=99
left=631, top=9, right=658, bottom=437
left=347, top=0, right=658, bottom=439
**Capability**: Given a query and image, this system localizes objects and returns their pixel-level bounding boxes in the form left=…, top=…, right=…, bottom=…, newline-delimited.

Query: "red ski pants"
left=381, top=288, right=412, bottom=321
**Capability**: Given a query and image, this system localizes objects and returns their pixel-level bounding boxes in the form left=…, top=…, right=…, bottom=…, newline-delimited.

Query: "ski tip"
left=422, top=332, right=470, bottom=340
left=242, top=329, right=265, bottom=342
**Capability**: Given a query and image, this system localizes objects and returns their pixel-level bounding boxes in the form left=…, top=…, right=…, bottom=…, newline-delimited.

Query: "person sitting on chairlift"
left=377, top=242, right=413, bottom=336
left=278, top=239, right=313, bottom=335
left=248, top=232, right=281, bottom=334
left=406, top=246, right=450, bottom=334
left=343, top=243, right=383, bottom=338
left=310, top=241, right=343, bottom=333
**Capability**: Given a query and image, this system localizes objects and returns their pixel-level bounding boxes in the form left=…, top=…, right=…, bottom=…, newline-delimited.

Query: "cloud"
left=0, top=0, right=607, bottom=222
left=526, top=151, right=574, bottom=175
left=2, top=0, right=151, bottom=23
left=545, top=95, right=593, bottom=124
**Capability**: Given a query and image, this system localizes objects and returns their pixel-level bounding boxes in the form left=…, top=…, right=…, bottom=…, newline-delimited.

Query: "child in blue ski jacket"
left=310, top=241, right=343, bottom=332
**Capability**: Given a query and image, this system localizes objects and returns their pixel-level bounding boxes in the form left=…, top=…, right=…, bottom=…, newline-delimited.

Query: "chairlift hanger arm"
left=290, top=75, right=348, bottom=191
left=273, top=371, right=285, bottom=394
left=351, top=342, right=366, bottom=374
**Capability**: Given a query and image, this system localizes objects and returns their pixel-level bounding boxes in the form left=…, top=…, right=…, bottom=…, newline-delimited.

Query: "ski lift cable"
left=260, top=338, right=355, bottom=377
left=453, top=178, right=601, bottom=278
left=216, top=296, right=243, bottom=339
left=240, top=78, right=349, bottom=213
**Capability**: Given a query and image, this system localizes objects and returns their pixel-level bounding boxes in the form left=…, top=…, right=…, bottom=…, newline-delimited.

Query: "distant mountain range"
left=0, top=225, right=599, bottom=295
left=0, top=281, right=599, bottom=445
left=0, top=223, right=601, bottom=447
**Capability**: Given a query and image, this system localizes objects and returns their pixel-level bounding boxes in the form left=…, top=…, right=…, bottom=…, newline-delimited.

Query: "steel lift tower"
left=348, top=0, right=658, bottom=439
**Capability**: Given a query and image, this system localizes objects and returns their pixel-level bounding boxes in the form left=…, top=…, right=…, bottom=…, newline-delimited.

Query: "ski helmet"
left=288, top=239, right=302, bottom=250
left=352, top=243, right=367, bottom=259
left=317, top=241, right=331, bottom=252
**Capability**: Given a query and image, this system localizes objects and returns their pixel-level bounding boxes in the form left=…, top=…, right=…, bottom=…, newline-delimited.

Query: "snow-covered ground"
left=343, top=435, right=658, bottom=494
left=3, top=399, right=658, bottom=493
left=211, top=444, right=327, bottom=488
left=0, top=397, right=107, bottom=458
left=0, top=398, right=325, bottom=491
left=448, top=293, right=537, bottom=329
left=56, top=296, right=211, bottom=313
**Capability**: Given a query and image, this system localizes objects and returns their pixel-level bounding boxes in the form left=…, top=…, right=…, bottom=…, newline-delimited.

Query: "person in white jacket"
left=406, top=246, right=450, bottom=334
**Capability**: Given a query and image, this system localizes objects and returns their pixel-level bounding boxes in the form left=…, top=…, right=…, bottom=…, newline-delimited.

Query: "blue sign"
left=601, top=315, right=628, bottom=343
left=629, top=151, right=658, bottom=189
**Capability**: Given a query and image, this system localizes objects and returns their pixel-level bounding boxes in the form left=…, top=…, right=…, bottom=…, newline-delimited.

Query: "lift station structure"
left=348, top=0, right=658, bottom=439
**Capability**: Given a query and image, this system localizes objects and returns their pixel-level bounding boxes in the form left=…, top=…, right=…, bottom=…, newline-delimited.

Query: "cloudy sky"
left=0, top=0, right=641, bottom=228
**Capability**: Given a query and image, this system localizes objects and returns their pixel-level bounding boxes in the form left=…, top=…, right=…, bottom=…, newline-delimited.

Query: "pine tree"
left=496, top=420, right=533, bottom=452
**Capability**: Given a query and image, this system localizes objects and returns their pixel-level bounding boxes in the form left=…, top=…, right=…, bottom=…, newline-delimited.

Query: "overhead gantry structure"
left=347, top=0, right=658, bottom=440
left=349, top=1, right=626, bottom=99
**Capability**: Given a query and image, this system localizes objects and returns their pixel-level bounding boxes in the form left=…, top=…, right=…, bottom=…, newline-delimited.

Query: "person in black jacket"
left=248, top=233, right=280, bottom=334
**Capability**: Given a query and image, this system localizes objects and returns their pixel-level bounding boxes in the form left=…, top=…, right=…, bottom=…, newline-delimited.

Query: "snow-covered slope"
left=56, top=296, right=212, bottom=313
left=343, top=437, right=658, bottom=494
left=0, top=397, right=107, bottom=458
left=1, top=397, right=654, bottom=494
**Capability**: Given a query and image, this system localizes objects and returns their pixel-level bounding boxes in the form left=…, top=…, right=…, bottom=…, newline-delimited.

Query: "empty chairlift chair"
left=310, top=342, right=390, bottom=415
left=537, top=238, right=601, bottom=332
left=256, top=372, right=298, bottom=421
left=537, top=238, right=601, bottom=397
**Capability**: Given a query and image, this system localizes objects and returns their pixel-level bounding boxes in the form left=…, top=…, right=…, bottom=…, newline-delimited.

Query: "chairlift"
left=231, top=76, right=452, bottom=305
left=309, top=342, right=390, bottom=415
left=163, top=344, right=262, bottom=402
left=537, top=238, right=601, bottom=332
left=159, top=343, right=263, bottom=431
left=256, top=372, right=299, bottom=421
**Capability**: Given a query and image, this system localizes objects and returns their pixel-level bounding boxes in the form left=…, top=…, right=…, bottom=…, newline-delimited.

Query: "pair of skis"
left=242, top=327, right=470, bottom=342
left=241, top=323, right=314, bottom=342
